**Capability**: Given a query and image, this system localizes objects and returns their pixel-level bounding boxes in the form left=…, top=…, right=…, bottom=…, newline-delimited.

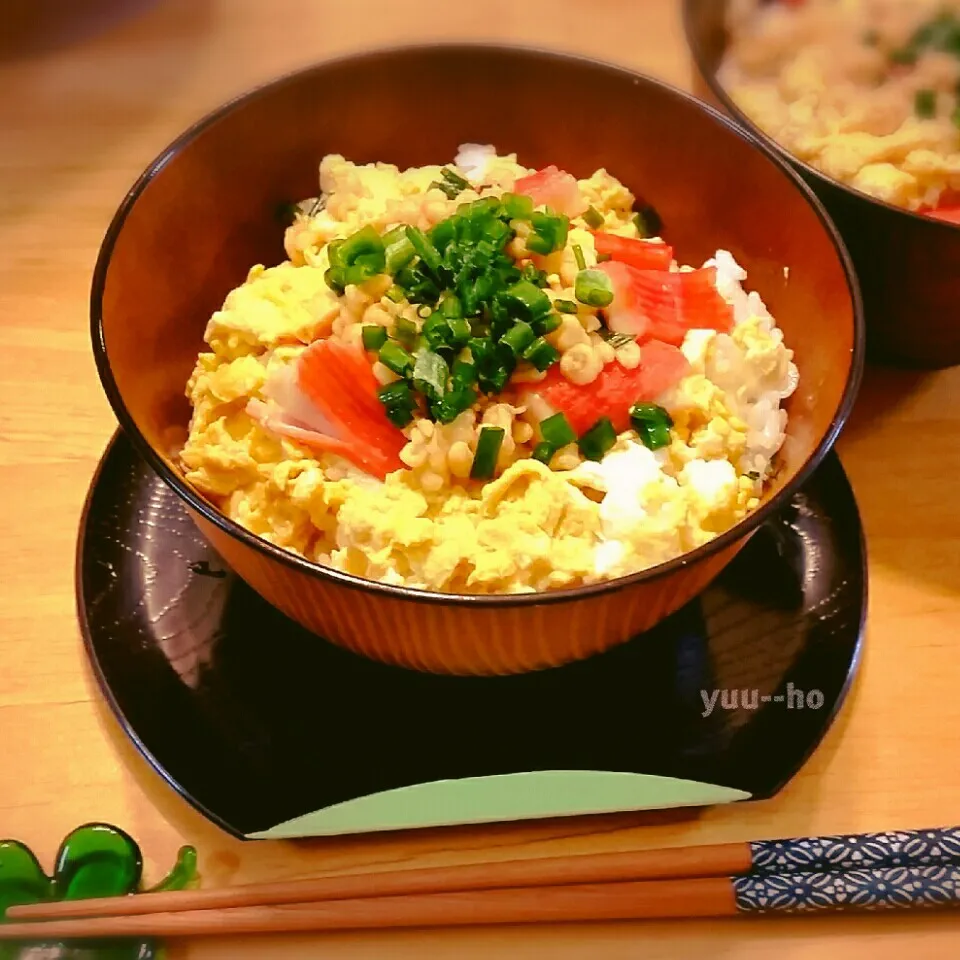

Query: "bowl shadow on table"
left=1, top=0, right=213, bottom=224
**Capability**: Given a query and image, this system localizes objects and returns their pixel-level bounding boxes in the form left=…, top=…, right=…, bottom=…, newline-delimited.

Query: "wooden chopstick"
left=0, top=879, right=737, bottom=938
left=1, top=863, right=959, bottom=940
left=7, top=842, right=751, bottom=920
left=8, top=824, right=960, bottom=923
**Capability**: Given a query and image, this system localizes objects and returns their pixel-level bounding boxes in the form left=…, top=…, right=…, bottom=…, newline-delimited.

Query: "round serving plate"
left=77, top=430, right=867, bottom=840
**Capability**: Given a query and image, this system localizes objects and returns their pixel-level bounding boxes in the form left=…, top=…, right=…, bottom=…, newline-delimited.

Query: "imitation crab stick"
left=598, top=261, right=734, bottom=345
left=523, top=340, right=690, bottom=435
left=590, top=232, right=674, bottom=271
left=247, top=340, right=405, bottom=479
left=513, top=166, right=588, bottom=218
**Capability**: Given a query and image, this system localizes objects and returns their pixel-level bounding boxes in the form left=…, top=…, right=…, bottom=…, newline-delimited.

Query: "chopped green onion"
left=633, top=205, right=663, bottom=238
left=417, top=305, right=433, bottom=320
left=412, top=350, right=449, bottom=401
left=422, top=313, right=453, bottom=350
left=889, top=46, right=918, bottom=65
left=527, top=211, right=570, bottom=255
left=440, top=293, right=462, bottom=318
left=385, top=235, right=416, bottom=274
left=578, top=417, right=617, bottom=462
left=521, top=262, right=549, bottom=287
left=324, top=265, right=346, bottom=294
left=522, top=337, right=560, bottom=372
left=326, top=239, right=345, bottom=267
left=470, top=426, right=505, bottom=480
left=377, top=380, right=417, bottom=427
left=629, top=402, right=674, bottom=450
left=501, top=320, right=536, bottom=357
left=452, top=359, right=478, bottom=386
left=953, top=103, right=960, bottom=130
left=583, top=206, right=605, bottom=229
left=337, top=225, right=386, bottom=272
left=394, top=315, right=419, bottom=346
left=499, top=280, right=552, bottom=322
left=535, top=313, right=562, bottom=335
left=447, top=316, right=472, bottom=344
left=385, top=284, right=406, bottom=303
left=379, top=340, right=414, bottom=376
left=540, top=412, right=577, bottom=448
left=500, top=192, right=534, bottom=220
left=405, top=226, right=444, bottom=278
left=915, top=89, right=937, bottom=119
left=554, top=299, right=578, bottom=314
left=532, top=442, right=555, bottom=465
left=361, top=325, right=388, bottom=351
left=572, top=244, right=587, bottom=271
left=442, top=167, right=472, bottom=191
left=433, top=384, right=477, bottom=424
left=575, top=268, right=614, bottom=308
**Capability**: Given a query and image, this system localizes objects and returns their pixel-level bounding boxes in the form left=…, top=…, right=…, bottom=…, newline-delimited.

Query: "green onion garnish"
left=554, top=299, right=578, bottom=314
left=361, top=325, right=388, bottom=352
left=394, top=315, right=419, bottom=346
left=521, top=262, right=549, bottom=287
left=540, top=412, right=577, bottom=448
left=405, top=226, right=444, bottom=279
left=470, top=426, right=505, bottom=480
left=575, top=268, right=614, bottom=308
left=629, top=402, right=674, bottom=450
left=583, top=206, right=605, bottom=229
left=532, top=442, right=555, bottom=465
left=500, top=192, right=534, bottom=220
left=452, top=359, right=478, bottom=386
left=412, top=350, right=449, bottom=401
left=578, top=417, right=617, bottom=461
left=385, top=284, right=406, bottom=303
left=634, top=204, right=663, bottom=238
left=377, top=380, right=417, bottom=427
left=442, top=167, right=471, bottom=191
left=526, top=211, right=570, bottom=255
left=337, top=225, right=386, bottom=272
left=433, top=384, right=477, bottom=424
left=915, top=89, right=937, bottom=119
left=522, top=337, right=560, bottom=371
left=953, top=103, right=960, bottom=131
left=572, top=244, right=587, bottom=272
left=535, top=314, right=563, bottom=335
left=499, top=280, right=552, bottom=323
left=501, top=320, right=536, bottom=357
left=379, top=340, right=414, bottom=376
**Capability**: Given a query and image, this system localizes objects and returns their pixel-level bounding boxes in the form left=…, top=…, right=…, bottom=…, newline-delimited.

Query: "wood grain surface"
left=1, top=1, right=958, bottom=956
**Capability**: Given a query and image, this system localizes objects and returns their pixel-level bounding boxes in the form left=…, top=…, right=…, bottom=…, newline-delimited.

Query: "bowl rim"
left=89, top=40, right=866, bottom=609
left=681, top=0, right=960, bottom=233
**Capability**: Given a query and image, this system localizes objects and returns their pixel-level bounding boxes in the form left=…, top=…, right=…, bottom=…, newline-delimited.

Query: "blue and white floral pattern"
left=750, top=826, right=960, bottom=874
left=734, top=864, right=960, bottom=913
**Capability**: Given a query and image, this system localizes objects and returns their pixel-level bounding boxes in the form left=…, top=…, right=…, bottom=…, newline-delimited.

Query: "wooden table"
left=2, top=0, right=959, bottom=955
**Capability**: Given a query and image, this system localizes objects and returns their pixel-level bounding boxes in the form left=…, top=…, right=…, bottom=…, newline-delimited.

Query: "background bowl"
left=684, top=0, right=960, bottom=369
left=91, top=44, right=863, bottom=676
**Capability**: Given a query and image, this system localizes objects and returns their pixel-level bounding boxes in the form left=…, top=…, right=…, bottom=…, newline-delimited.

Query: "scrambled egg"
left=722, top=0, right=960, bottom=210
left=180, top=152, right=796, bottom=594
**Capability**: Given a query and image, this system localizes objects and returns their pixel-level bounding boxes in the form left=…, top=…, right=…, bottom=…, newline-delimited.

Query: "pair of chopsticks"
left=2, top=825, right=958, bottom=939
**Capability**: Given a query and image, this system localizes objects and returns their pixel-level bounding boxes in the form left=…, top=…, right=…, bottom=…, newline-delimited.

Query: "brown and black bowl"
left=90, top=44, right=863, bottom=676
left=684, top=0, right=960, bottom=368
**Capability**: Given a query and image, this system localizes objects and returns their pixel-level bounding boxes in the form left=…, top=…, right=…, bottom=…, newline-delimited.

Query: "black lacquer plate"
left=78, top=431, right=867, bottom=840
